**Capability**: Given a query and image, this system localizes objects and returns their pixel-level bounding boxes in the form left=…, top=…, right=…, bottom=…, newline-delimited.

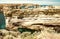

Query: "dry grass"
left=0, top=29, right=60, bottom=39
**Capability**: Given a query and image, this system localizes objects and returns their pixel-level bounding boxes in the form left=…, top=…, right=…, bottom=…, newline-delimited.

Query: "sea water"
left=0, top=12, right=5, bottom=29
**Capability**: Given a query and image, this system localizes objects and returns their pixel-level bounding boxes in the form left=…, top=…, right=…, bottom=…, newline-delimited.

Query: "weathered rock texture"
left=0, top=4, right=60, bottom=39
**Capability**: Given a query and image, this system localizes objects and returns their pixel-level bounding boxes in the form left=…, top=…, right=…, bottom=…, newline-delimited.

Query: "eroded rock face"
left=3, top=4, right=60, bottom=33
left=0, top=4, right=60, bottom=39
left=5, top=15, right=60, bottom=31
left=5, top=10, right=60, bottom=31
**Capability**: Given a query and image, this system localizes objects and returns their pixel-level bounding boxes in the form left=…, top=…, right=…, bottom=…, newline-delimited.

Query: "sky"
left=0, top=0, right=60, bottom=5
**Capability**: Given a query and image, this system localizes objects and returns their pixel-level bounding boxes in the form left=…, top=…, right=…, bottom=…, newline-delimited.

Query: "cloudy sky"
left=0, top=0, right=60, bottom=5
